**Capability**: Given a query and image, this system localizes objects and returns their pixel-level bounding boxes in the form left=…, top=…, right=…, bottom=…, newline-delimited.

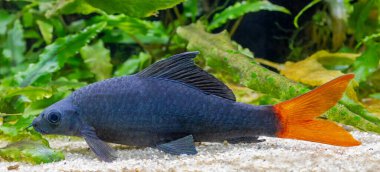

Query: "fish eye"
left=47, top=112, right=61, bottom=124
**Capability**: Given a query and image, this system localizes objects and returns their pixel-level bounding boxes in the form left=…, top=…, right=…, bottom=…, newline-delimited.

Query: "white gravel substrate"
left=0, top=131, right=379, bottom=172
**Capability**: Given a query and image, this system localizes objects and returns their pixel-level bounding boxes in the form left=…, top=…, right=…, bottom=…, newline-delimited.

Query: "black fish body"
left=71, top=75, right=278, bottom=146
left=32, top=52, right=360, bottom=162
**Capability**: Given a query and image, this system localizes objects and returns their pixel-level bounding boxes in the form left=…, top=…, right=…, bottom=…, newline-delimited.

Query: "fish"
left=32, top=51, right=361, bottom=162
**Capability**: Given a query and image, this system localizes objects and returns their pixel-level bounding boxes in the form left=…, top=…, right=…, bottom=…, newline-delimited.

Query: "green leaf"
left=353, top=41, right=380, bottom=82
left=5, top=87, right=52, bottom=101
left=36, top=20, right=53, bottom=44
left=0, top=10, right=14, bottom=35
left=46, top=0, right=99, bottom=17
left=15, top=22, right=106, bottom=87
left=0, top=126, right=18, bottom=137
left=2, top=19, right=25, bottom=65
left=183, top=0, right=199, bottom=22
left=114, top=52, right=150, bottom=76
left=0, top=141, right=64, bottom=164
left=105, top=14, right=155, bottom=34
left=84, top=0, right=184, bottom=17
left=101, top=15, right=169, bottom=44
left=22, top=11, right=34, bottom=28
left=49, top=77, right=87, bottom=92
left=370, top=93, right=380, bottom=100
left=208, top=1, right=290, bottom=30
left=80, top=40, right=113, bottom=81
left=0, top=116, right=36, bottom=139
left=349, top=0, right=380, bottom=41
left=0, top=86, right=52, bottom=116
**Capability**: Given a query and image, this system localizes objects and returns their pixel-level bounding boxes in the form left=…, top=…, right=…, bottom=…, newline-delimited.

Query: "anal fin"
left=156, top=135, right=197, bottom=155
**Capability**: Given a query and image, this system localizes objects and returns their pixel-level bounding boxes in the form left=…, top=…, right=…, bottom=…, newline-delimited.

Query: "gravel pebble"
left=0, top=131, right=379, bottom=172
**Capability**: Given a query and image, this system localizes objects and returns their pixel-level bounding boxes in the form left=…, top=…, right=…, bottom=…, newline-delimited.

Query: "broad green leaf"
left=102, top=29, right=169, bottom=44
left=0, top=126, right=17, bottom=137
left=80, top=40, right=113, bottom=81
left=114, top=52, right=150, bottom=76
left=84, top=0, right=184, bottom=17
left=5, top=87, right=52, bottom=101
left=0, top=10, right=14, bottom=35
left=49, top=77, right=87, bottom=92
left=208, top=1, right=290, bottom=30
left=46, top=0, right=99, bottom=17
left=15, top=22, right=106, bottom=87
left=183, top=0, right=199, bottom=22
left=353, top=41, right=380, bottom=82
left=36, top=20, right=53, bottom=44
left=101, top=15, right=169, bottom=44
left=177, top=22, right=380, bottom=133
left=0, top=140, right=64, bottom=164
left=0, top=116, right=36, bottom=139
left=105, top=14, right=156, bottom=34
left=0, top=87, right=49, bottom=117
left=22, top=11, right=34, bottom=28
left=349, top=0, right=380, bottom=41
left=2, top=20, right=25, bottom=65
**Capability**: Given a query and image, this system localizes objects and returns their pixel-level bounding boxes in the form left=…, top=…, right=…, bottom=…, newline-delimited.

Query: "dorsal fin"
left=137, top=51, right=236, bottom=101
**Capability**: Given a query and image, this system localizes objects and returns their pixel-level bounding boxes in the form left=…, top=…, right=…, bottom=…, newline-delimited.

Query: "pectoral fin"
left=156, top=135, right=197, bottom=155
left=81, top=126, right=116, bottom=162
left=227, top=136, right=265, bottom=144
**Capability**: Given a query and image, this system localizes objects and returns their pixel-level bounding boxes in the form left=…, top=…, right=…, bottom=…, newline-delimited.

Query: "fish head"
left=32, top=97, right=81, bottom=136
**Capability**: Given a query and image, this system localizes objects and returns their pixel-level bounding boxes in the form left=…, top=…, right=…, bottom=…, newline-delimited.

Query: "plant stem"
left=127, top=33, right=152, bottom=57
left=229, top=16, right=243, bottom=37
left=254, top=58, right=283, bottom=71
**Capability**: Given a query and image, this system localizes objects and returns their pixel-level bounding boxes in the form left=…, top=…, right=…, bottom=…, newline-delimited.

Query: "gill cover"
left=273, top=74, right=361, bottom=146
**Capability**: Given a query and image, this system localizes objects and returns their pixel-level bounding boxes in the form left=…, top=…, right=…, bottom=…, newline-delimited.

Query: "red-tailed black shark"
left=32, top=52, right=360, bottom=162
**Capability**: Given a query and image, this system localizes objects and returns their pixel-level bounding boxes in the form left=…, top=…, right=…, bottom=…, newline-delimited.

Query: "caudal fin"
left=273, top=74, right=361, bottom=146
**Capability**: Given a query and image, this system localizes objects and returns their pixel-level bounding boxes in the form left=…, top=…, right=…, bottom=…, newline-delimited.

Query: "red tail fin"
left=273, top=74, right=361, bottom=146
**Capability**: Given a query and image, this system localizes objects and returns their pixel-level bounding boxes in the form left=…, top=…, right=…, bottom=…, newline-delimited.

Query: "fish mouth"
left=34, top=126, right=48, bottom=134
